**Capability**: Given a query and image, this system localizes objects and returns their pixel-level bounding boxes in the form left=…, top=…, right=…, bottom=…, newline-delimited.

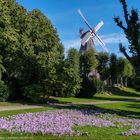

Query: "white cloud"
left=63, top=38, right=81, bottom=53
left=62, top=33, right=128, bottom=53
left=101, top=33, right=128, bottom=44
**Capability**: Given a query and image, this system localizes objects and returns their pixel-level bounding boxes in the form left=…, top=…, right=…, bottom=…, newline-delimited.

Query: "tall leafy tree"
left=57, top=61, right=81, bottom=97
left=109, top=53, right=118, bottom=85
left=66, top=48, right=80, bottom=73
left=54, top=48, right=81, bottom=97
left=97, top=52, right=109, bottom=80
left=122, top=59, right=134, bottom=86
left=114, top=0, right=140, bottom=66
left=78, top=49, right=98, bottom=98
left=114, top=0, right=140, bottom=90
left=116, top=57, right=134, bottom=86
left=0, top=0, right=65, bottom=101
left=22, top=9, right=64, bottom=99
left=0, top=57, right=6, bottom=80
left=81, top=48, right=97, bottom=76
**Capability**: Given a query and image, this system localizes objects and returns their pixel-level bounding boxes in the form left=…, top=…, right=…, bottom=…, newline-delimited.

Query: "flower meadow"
left=0, top=109, right=139, bottom=136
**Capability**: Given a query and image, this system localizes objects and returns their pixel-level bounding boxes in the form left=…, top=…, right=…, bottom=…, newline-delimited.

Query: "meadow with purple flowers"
left=0, top=109, right=140, bottom=138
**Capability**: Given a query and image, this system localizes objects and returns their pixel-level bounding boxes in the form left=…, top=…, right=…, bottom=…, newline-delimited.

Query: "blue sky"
left=16, top=0, right=140, bottom=56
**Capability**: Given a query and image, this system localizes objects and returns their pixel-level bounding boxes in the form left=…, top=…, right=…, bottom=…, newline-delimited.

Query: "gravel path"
left=70, top=98, right=140, bottom=105
left=0, top=105, right=43, bottom=111
left=0, top=98, right=139, bottom=112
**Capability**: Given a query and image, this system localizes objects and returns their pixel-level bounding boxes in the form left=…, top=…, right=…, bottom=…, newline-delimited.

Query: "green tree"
left=114, top=0, right=140, bottom=90
left=66, top=48, right=80, bottom=73
left=23, top=9, right=64, bottom=100
left=0, top=0, right=65, bottom=101
left=78, top=49, right=98, bottom=98
left=114, top=0, right=140, bottom=66
left=97, top=52, right=109, bottom=80
left=110, top=57, right=134, bottom=86
left=58, top=61, right=81, bottom=97
left=55, top=48, right=81, bottom=97
left=111, top=57, right=134, bottom=86
left=0, top=57, right=6, bottom=80
left=109, top=53, right=118, bottom=85
left=122, top=59, right=134, bottom=86
left=81, top=48, right=97, bottom=76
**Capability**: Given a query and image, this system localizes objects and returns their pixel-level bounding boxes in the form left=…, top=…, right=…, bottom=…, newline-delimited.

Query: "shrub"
left=98, top=91, right=112, bottom=96
left=92, top=78, right=104, bottom=92
left=76, top=76, right=97, bottom=98
left=0, top=81, right=10, bottom=101
left=134, top=76, right=140, bottom=91
left=24, top=84, right=49, bottom=103
left=47, top=98, right=59, bottom=103
left=134, top=66, right=140, bottom=91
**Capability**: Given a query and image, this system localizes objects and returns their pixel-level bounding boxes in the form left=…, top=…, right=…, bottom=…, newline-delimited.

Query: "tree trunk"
left=117, top=77, right=119, bottom=85
left=125, top=77, right=128, bottom=87
left=120, top=77, right=123, bottom=86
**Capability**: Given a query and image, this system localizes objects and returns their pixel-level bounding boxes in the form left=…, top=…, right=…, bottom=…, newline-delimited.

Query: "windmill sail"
left=94, top=21, right=104, bottom=33
left=77, top=9, right=93, bottom=31
left=94, top=34, right=108, bottom=52
left=78, top=9, right=109, bottom=52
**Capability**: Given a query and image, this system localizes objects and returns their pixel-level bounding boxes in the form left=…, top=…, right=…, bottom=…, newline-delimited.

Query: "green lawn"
left=1, top=127, right=140, bottom=140
left=54, top=86, right=140, bottom=103
left=0, top=107, right=55, bottom=117
left=0, top=87, right=139, bottom=106
left=0, top=102, right=23, bottom=106
left=54, top=94, right=138, bottom=103
left=0, top=102, right=140, bottom=139
left=94, top=102, right=140, bottom=119
left=0, top=87, right=140, bottom=139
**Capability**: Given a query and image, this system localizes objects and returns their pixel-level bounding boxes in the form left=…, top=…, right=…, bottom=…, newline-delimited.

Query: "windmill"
left=78, top=9, right=108, bottom=53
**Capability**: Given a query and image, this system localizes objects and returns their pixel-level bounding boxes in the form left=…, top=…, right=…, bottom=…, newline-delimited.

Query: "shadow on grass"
left=1, top=99, right=140, bottom=119
left=92, top=96, right=137, bottom=101
left=105, top=87, right=140, bottom=97
left=5, top=87, right=140, bottom=105
left=4, top=87, right=140, bottom=119
left=6, top=98, right=71, bottom=106
left=126, top=103, right=140, bottom=110
left=47, top=103, right=140, bottom=119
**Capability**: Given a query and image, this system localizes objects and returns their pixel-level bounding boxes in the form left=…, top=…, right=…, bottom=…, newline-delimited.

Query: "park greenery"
left=0, top=1, right=140, bottom=139
left=0, top=86, right=140, bottom=139
left=114, top=0, right=140, bottom=90
left=0, top=0, right=139, bottom=102
left=0, top=0, right=81, bottom=101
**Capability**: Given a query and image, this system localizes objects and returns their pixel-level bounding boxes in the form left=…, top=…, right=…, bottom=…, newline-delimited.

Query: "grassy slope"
left=0, top=86, right=139, bottom=105
left=54, top=86, right=140, bottom=103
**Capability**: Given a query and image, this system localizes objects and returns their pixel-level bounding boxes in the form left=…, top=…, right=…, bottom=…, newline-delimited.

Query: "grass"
left=0, top=87, right=140, bottom=139
left=0, top=86, right=139, bottom=105
left=0, top=102, right=23, bottom=106
left=54, top=94, right=137, bottom=103
left=95, top=102, right=140, bottom=119
left=0, top=107, right=55, bottom=117
left=0, top=101, right=139, bottom=118
left=0, top=127, right=140, bottom=140
left=54, top=86, right=140, bottom=103
left=0, top=116, right=140, bottom=140
left=74, top=126, right=140, bottom=140
left=0, top=102, right=140, bottom=139
left=48, top=102, right=140, bottom=119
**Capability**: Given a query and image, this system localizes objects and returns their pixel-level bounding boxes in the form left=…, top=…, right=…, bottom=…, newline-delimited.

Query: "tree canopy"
left=114, top=0, right=140, bottom=90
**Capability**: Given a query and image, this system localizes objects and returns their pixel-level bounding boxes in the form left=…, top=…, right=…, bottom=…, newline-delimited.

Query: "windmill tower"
left=78, top=9, right=108, bottom=78
left=79, top=28, right=96, bottom=55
